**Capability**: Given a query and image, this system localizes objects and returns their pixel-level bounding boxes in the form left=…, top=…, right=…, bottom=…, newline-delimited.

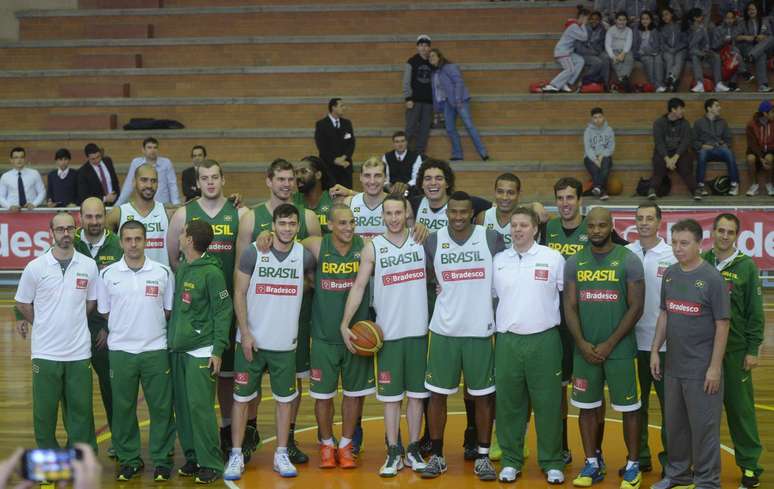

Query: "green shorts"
left=571, top=354, right=640, bottom=412
left=233, top=343, right=298, bottom=403
left=375, top=336, right=429, bottom=402
left=309, top=339, right=376, bottom=399
left=295, top=292, right=312, bottom=378
left=425, top=332, right=495, bottom=396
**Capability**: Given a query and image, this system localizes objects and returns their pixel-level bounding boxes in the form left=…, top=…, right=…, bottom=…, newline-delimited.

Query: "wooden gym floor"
left=0, top=286, right=771, bottom=488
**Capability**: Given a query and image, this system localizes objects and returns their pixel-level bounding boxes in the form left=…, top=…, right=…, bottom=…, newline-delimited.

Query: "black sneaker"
left=117, top=464, right=141, bottom=481
left=463, top=427, right=478, bottom=461
left=154, top=466, right=172, bottom=482
left=742, top=469, right=761, bottom=488
left=647, top=188, right=657, bottom=200
left=287, top=438, right=309, bottom=464
left=693, top=189, right=703, bottom=201
left=195, top=468, right=220, bottom=484
left=178, top=461, right=198, bottom=477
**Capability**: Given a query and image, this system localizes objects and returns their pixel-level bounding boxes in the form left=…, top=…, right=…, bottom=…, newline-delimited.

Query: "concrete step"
left=57, top=82, right=131, bottom=98
left=72, top=53, right=143, bottom=69
left=43, top=113, right=117, bottom=131
left=80, top=0, right=161, bottom=7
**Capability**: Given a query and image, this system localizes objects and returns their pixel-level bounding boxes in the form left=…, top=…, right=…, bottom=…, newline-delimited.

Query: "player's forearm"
left=233, top=294, right=250, bottom=337
left=709, top=319, right=730, bottom=371
left=15, top=302, right=34, bottom=323
left=340, top=283, right=366, bottom=328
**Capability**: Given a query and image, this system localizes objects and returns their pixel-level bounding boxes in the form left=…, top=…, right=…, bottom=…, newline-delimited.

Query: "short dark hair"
left=328, top=98, right=342, bottom=112
left=273, top=203, right=300, bottom=223
left=614, top=10, right=627, bottom=19
left=704, top=98, right=719, bottom=112
left=191, top=145, right=207, bottom=157
left=142, top=137, right=159, bottom=148
left=448, top=190, right=473, bottom=206
left=553, top=177, right=583, bottom=198
left=667, top=97, right=685, bottom=112
left=268, top=158, right=294, bottom=179
left=672, top=219, right=703, bottom=243
left=383, top=194, right=408, bottom=210
left=185, top=219, right=214, bottom=254
left=54, top=148, right=71, bottom=160
left=10, top=146, right=25, bottom=158
left=713, top=212, right=740, bottom=232
left=590, top=107, right=604, bottom=116
left=511, top=206, right=539, bottom=228
left=637, top=202, right=662, bottom=220
left=590, top=10, right=602, bottom=19
left=392, top=131, right=407, bottom=140
left=199, top=159, right=223, bottom=177
left=84, top=143, right=100, bottom=156
left=417, top=158, right=455, bottom=193
left=494, top=172, right=521, bottom=192
left=577, top=6, right=591, bottom=17
left=119, top=219, right=147, bottom=239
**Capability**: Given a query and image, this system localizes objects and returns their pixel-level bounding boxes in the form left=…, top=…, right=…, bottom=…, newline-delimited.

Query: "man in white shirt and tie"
left=0, top=146, right=46, bottom=211
left=117, top=137, right=180, bottom=206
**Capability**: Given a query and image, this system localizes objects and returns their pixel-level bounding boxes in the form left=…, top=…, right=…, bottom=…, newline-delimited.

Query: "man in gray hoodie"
left=575, top=11, right=612, bottom=88
left=583, top=107, right=615, bottom=200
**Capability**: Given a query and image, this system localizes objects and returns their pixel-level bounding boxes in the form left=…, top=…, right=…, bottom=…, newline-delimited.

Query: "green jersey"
left=571, top=244, right=637, bottom=359
left=294, top=191, right=333, bottom=233
left=253, top=201, right=309, bottom=241
left=186, top=199, right=239, bottom=293
left=75, top=229, right=123, bottom=334
left=702, top=249, right=764, bottom=356
left=311, top=234, right=369, bottom=343
left=545, top=217, right=588, bottom=258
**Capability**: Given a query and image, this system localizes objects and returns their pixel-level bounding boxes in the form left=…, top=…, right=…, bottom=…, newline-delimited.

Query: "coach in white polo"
left=15, top=211, right=99, bottom=451
left=625, top=203, right=676, bottom=473
left=492, top=206, right=566, bottom=484
left=96, top=219, right=176, bottom=482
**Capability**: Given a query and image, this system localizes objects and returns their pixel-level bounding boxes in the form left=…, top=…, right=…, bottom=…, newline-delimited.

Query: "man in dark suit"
left=314, top=98, right=356, bottom=188
left=77, top=143, right=120, bottom=205
left=181, top=144, right=207, bottom=202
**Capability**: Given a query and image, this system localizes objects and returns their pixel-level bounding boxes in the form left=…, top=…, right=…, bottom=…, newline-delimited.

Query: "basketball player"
left=340, top=156, right=388, bottom=238
left=224, top=204, right=316, bottom=480
left=106, top=164, right=170, bottom=266
left=293, top=155, right=333, bottom=233
left=422, top=191, right=504, bottom=481
left=625, top=203, right=675, bottom=475
left=563, top=207, right=644, bottom=489
left=168, top=219, right=233, bottom=484
left=475, top=172, right=548, bottom=247
left=703, top=214, right=764, bottom=489
left=96, top=220, right=175, bottom=482
left=166, top=159, right=252, bottom=462
left=340, top=195, right=430, bottom=477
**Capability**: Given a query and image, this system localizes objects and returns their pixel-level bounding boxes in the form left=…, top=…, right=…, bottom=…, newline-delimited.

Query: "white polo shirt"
left=15, top=250, right=98, bottom=361
left=96, top=257, right=174, bottom=354
left=626, top=238, right=676, bottom=351
left=493, top=241, right=565, bottom=335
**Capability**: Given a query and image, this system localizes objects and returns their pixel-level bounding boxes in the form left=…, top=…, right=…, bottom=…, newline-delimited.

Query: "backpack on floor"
left=707, top=175, right=732, bottom=195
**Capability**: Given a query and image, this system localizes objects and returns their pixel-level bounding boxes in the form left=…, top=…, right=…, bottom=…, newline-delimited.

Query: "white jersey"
left=416, top=197, right=448, bottom=231
left=350, top=192, right=385, bottom=238
left=119, top=201, right=169, bottom=266
left=430, top=225, right=495, bottom=337
left=241, top=243, right=305, bottom=351
left=483, top=207, right=511, bottom=246
left=372, top=233, right=428, bottom=340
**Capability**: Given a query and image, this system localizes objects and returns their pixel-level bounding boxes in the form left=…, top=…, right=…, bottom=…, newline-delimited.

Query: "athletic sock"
left=431, top=439, right=444, bottom=457
left=339, top=437, right=352, bottom=449
left=231, top=447, right=241, bottom=455
left=562, top=418, right=568, bottom=450
left=321, top=438, right=335, bottom=447
left=464, top=400, right=476, bottom=429
left=586, top=457, right=599, bottom=468
left=276, top=446, right=288, bottom=454
left=625, top=460, right=639, bottom=471
left=477, top=443, right=490, bottom=457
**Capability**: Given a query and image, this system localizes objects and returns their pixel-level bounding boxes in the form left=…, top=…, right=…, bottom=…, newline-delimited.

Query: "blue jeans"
left=696, top=147, right=739, bottom=184
left=442, top=101, right=488, bottom=159
left=583, top=156, right=613, bottom=189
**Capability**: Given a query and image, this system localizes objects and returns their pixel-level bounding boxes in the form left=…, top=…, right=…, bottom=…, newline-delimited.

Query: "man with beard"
left=563, top=207, right=644, bottom=489
left=294, top=155, right=333, bottom=233
left=107, top=164, right=170, bottom=266
left=15, top=211, right=99, bottom=451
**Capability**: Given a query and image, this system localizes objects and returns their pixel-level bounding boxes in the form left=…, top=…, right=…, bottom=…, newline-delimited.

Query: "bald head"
left=81, top=197, right=106, bottom=238
left=586, top=206, right=611, bottom=223
left=135, top=163, right=158, bottom=179
left=586, top=206, right=613, bottom=249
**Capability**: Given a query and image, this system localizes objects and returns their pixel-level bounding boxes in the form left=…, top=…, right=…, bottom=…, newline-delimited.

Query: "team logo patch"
left=534, top=268, right=549, bottom=281
left=666, top=299, right=701, bottom=316
left=224, top=214, right=232, bottom=222
left=76, top=278, right=88, bottom=289
left=695, top=280, right=705, bottom=289
left=310, top=368, right=322, bottom=382
left=181, top=291, right=192, bottom=304
left=234, top=372, right=249, bottom=385
left=219, top=290, right=230, bottom=299
left=378, top=371, right=392, bottom=384
left=610, top=260, right=620, bottom=267
left=353, top=207, right=360, bottom=212
left=380, top=247, right=388, bottom=253
left=145, top=285, right=159, bottom=297
left=441, top=243, right=450, bottom=249
left=573, top=377, right=588, bottom=392
left=261, top=256, right=269, bottom=262
left=657, top=266, right=667, bottom=278
left=579, top=234, right=588, bottom=242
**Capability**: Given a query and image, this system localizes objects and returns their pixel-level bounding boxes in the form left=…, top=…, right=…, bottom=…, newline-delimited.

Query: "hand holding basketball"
left=347, top=320, right=384, bottom=357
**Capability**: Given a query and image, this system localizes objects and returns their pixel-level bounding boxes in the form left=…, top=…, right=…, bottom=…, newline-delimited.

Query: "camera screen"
left=24, top=449, right=75, bottom=481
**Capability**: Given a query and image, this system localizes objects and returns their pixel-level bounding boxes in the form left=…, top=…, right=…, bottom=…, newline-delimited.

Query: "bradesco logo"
left=255, top=283, right=298, bottom=296
left=319, top=278, right=354, bottom=291
left=579, top=289, right=619, bottom=302
left=441, top=268, right=485, bottom=282
left=666, top=299, right=702, bottom=316
left=382, top=268, right=425, bottom=285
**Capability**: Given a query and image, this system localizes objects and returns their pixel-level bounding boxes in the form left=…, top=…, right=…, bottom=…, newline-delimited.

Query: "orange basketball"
left=607, top=175, right=623, bottom=196
left=350, top=320, right=384, bottom=357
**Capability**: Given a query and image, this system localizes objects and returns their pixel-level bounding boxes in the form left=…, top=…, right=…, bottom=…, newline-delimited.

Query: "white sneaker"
left=747, top=183, right=760, bottom=196
left=224, top=451, right=244, bottom=481
left=273, top=450, right=297, bottom=478
left=379, top=447, right=404, bottom=477
left=542, top=84, right=560, bottom=93
left=715, top=81, right=730, bottom=92
left=691, top=82, right=705, bottom=93
left=561, top=84, right=573, bottom=93
left=729, top=183, right=739, bottom=196
left=656, top=86, right=667, bottom=93
left=499, top=466, right=521, bottom=482
left=546, top=469, right=565, bottom=484
left=767, top=183, right=774, bottom=195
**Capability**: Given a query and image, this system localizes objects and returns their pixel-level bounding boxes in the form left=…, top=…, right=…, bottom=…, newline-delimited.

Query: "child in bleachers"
left=606, top=11, right=635, bottom=91
left=659, top=7, right=688, bottom=91
left=623, top=0, right=657, bottom=25
left=720, top=0, right=751, bottom=18
left=687, top=8, right=730, bottom=92
left=713, top=10, right=745, bottom=91
left=583, top=107, right=615, bottom=200
left=633, top=10, right=667, bottom=91
left=737, top=2, right=773, bottom=92
left=575, top=11, right=612, bottom=90
left=543, top=7, right=591, bottom=93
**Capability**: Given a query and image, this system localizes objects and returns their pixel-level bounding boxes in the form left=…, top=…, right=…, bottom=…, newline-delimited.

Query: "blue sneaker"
left=573, top=460, right=605, bottom=487
left=352, top=424, right=363, bottom=456
left=620, top=463, right=642, bottom=489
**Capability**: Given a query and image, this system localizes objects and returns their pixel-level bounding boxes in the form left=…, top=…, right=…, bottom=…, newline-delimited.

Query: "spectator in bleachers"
left=543, top=8, right=591, bottom=93
left=713, top=11, right=745, bottom=91
left=720, top=0, right=752, bottom=17
left=77, top=143, right=119, bottom=205
left=182, top=144, right=206, bottom=202
left=660, top=7, right=688, bottom=92
left=583, top=107, right=615, bottom=200
left=594, top=0, right=622, bottom=26
left=736, top=2, right=774, bottom=92
left=693, top=99, right=740, bottom=196
left=117, top=137, right=180, bottom=205
left=634, top=10, right=667, bottom=92
left=403, top=34, right=434, bottom=154
left=315, top=97, right=356, bottom=188
left=0, top=146, right=45, bottom=211
left=46, top=148, right=78, bottom=208
left=670, top=0, right=712, bottom=26
left=382, top=131, right=422, bottom=196
left=649, top=97, right=701, bottom=200
left=606, top=11, right=635, bottom=92
left=744, top=100, right=774, bottom=195
left=624, top=0, right=657, bottom=25
left=688, top=8, right=731, bottom=92
left=429, top=48, right=490, bottom=161
left=575, top=11, right=612, bottom=90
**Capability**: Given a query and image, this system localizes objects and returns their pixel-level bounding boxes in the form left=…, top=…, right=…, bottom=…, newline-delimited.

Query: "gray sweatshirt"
left=605, top=25, right=633, bottom=58
left=689, top=25, right=712, bottom=56
left=584, top=122, right=616, bottom=160
left=660, top=22, right=688, bottom=53
left=693, top=115, right=732, bottom=150
left=554, top=23, right=589, bottom=57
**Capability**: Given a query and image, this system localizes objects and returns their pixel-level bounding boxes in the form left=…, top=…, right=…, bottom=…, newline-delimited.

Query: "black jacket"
left=314, top=116, right=356, bottom=188
left=181, top=166, right=200, bottom=202
left=77, top=157, right=120, bottom=204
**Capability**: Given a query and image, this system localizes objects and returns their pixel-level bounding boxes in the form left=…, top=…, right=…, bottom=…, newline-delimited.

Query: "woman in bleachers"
left=606, top=11, right=635, bottom=91
left=633, top=10, right=667, bottom=91
left=687, top=8, right=730, bottom=92
left=713, top=10, right=746, bottom=91
left=736, top=1, right=774, bottom=92
left=659, top=7, right=688, bottom=91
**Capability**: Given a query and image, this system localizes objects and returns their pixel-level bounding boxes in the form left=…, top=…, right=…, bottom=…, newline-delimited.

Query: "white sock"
left=587, top=457, right=599, bottom=467
left=626, top=460, right=639, bottom=470
left=276, top=446, right=288, bottom=454
left=321, top=438, right=335, bottom=447
left=339, top=437, right=352, bottom=448
left=231, top=447, right=241, bottom=455
left=478, top=446, right=489, bottom=455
